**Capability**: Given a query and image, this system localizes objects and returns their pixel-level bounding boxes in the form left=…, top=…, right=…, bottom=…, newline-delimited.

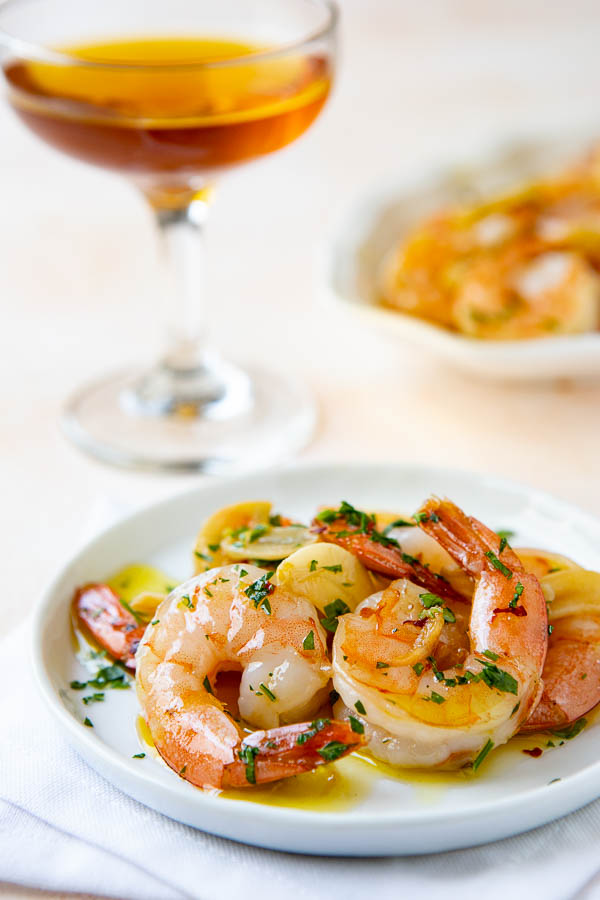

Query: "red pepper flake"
left=493, top=606, right=527, bottom=619
left=522, top=747, right=543, bottom=758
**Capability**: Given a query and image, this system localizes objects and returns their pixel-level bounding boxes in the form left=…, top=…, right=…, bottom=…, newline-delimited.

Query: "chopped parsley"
left=355, top=700, right=366, bottom=714
left=482, top=650, right=499, bottom=661
left=430, top=691, right=445, bottom=704
left=269, top=514, right=282, bottom=527
left=323, top=564, right=343, bottom=573
left=442, top=607, right=456, bottom=623
left=71, top=664, right=129, bottom=692
left=551, top=719, right=587, bottom=741
left=472, top=739, right=494, bottom=771
left=82, top=692, right=104, bottom=705
left=179, top=595, right=194, bottom=609
left=496, top=529, right=515, bottom=541
left=383, top=518, right=415, bottom=534
left=248, top=524, right=269, bottom=543
left=321, top=598, right=350, bottom=633
left=194, top=551, right=211, bottom=562
left=244, top=572, right=275, bottom=614
left=208, top=542, right=221, bottom=552
left=303, top=630, right=315, bottom=651
left=132, top=752, right=146, bottom=759
left=317, top=741, right=350, bottom=762
left=203, top=675, right=213, bottom=695
left=239, top=745, right=259, bottom=784
left=376, top=661, right=390, bottom=669
left=83, top=717, right=93, bottom=727
left=151, top=619, right=160, bottom=626
left=349, top=715, right=365, bottom=735
left=419, top=592, right=444, bottom=608
left=259, top=683, right=276, bottom=702
left=476, top=660, right=518, bottom=694
left=297, top=718, right=330, bottom=745
left=309, top=559, right=318, bottom=572
left=485, top=550, right=513, bottom=579
left=498, top=536, right=508, bottom=554
left=412, top=662, right=424, bottom=676
left=510, top=582, right=524, bottom=609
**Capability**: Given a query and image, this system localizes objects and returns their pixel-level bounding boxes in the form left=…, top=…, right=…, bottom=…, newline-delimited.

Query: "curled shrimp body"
left=136, top=564, right=362, bottom=789
left=332, top=498, right=548, bottom=769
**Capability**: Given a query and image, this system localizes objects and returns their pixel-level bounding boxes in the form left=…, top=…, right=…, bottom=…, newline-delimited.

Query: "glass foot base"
left=61, top=362, right=316, bottom=473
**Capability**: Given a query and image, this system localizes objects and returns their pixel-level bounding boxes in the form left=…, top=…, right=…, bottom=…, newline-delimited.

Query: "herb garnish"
left=259, top=683, right=276, bottom=702
left=317, top=741, right=350, bottom=762
left=239, top=745, right=259, bottom=784
left=355, top=700, right=366, bottom=714
left=472, top=739, right=494, bottom=771
left=83, top=717, right=93, bottom=727
left=244, top=571, right=275, bottom=614
left=349, top=715, right=365, bottom=735
left=303, top=630, right=315, bottom=651
left=321, top=598, right=350, bottom=633
left=412, top=662, right=424, bottom=676
left=323, top=564, right=343, bottom=573
left=309, top=559, right=318, bottom=572
left=203, top=675, right=213, bottom=695
left=297, top=718, right=330, bottom=745
left=70, top=664, right=129, bottom=692
left=551, top=719, right=587, bottom=741
left=510, top=582, right=524, bottom=609
left=485, top=550, right=513, bottom=579
left=82, top=693, right=104, bottom=705
left=132, top=752, right=146, bottom=759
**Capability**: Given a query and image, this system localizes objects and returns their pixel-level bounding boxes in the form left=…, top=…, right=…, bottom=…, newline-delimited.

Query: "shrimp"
left=313, top=503, right=468, bottom=603
left=331, top=497, right=547, bottom=768
left=520, top=566, right=600, bottom=733
left=136, top=564, right=363, bottom=789
left=73, top=583, right=145, bottom=670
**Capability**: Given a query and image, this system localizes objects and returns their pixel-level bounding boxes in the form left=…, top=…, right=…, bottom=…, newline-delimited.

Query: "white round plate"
left=328, top=135, right=600, bottom=381
left=33, top=463, right=600, bottom=856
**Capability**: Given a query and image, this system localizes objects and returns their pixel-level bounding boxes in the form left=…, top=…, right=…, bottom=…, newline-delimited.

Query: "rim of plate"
left=31, top=461, right=600, bottom=830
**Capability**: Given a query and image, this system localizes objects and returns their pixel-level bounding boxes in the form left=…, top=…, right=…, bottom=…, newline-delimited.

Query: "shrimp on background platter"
left=332, top=497, right=548, bottom=769
left=136, top=564, right=362, bottom=789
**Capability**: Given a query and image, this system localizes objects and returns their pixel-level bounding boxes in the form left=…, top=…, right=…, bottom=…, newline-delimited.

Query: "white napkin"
left=3, top=502, right=600, bottom=900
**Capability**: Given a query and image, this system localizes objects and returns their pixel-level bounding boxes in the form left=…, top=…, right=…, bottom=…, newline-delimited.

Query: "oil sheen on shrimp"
left=332, top=498, right=548, bottom=769
left=136, top=564, right=362, bottom=789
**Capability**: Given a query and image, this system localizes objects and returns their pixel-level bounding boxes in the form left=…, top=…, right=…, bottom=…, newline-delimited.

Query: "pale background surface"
left=3, top=0, right=600, bottom=896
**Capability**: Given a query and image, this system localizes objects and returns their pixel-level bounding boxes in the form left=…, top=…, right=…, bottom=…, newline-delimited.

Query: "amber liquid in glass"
left=3, top=37, right=331, bottom=175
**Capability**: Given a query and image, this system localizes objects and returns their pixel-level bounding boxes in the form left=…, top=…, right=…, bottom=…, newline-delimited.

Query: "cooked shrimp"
left=380, top=159, right=600, bottom=340
left=136, top=564, right=362, bottom=789
left=73, top=583, right=145, bottom=671
left=332, top=498, right=547, bottom=768
left=520, top=567, right=600, bottom=733
left=313, top=503, right=468, bottom=604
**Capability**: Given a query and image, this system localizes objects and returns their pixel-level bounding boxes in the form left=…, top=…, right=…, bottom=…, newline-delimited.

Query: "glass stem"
left=154, top=189, right=212, bottom=374
left=127, top=185, right=251, bottom=420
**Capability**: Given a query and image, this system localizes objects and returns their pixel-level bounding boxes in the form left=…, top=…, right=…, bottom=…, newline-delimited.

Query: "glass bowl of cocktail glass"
left=0, top=0, right=337, bottom=471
